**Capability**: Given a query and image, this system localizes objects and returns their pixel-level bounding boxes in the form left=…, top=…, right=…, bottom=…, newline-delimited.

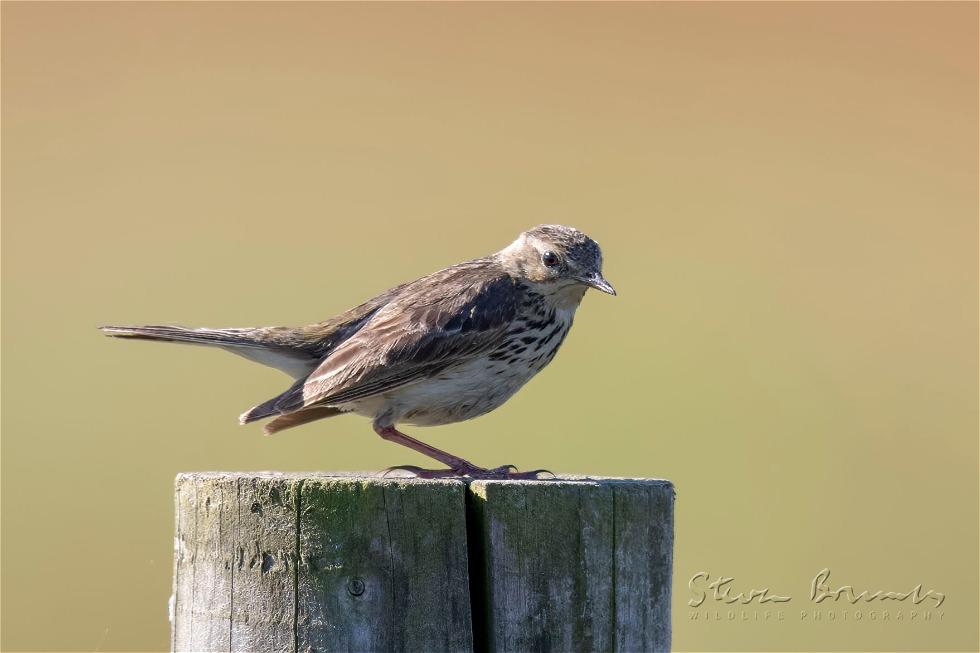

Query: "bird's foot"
left=479, top=464, right=556, bottom=480
left=380, top=463, right=555, bottom=480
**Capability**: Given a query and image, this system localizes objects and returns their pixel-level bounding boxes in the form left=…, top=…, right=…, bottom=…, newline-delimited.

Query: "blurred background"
left=2, top=3, right=977, bottom=651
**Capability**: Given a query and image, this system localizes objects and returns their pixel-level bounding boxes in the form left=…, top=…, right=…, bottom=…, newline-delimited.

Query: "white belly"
left=383, top=354, right=541, bottom=426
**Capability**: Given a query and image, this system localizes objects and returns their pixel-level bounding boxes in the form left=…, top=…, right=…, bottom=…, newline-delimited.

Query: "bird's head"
left=498, top=224, right=615, bottom=298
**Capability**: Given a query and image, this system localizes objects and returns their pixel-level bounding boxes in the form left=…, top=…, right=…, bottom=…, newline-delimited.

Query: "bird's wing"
left=251, top=281, right=411, bottom=360
left=270, top=263, right=520, bottom=414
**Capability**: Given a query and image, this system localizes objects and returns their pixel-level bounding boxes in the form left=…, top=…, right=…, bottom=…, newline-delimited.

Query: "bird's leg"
left=374, top=425, right=482, bottom=473
left=373, top=425, right=553, bottom=479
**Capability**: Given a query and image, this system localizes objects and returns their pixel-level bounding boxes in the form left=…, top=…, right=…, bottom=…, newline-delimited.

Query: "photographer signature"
left=689, top=568, right=945, bottom=608
left=810, top=568, right=945, bottom=608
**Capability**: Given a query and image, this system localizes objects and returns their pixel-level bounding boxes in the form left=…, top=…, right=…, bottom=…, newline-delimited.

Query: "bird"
left=100, top=224, right=615, bottom=478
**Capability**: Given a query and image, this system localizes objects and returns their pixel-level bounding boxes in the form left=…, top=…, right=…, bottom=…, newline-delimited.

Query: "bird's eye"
left=542, top=251, right=560, bottom=268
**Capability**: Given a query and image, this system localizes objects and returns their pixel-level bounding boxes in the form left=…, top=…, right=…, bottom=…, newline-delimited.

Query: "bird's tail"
left=100, top=324, right=261, bottom=347
left=99, top=324, right=319, bottom=379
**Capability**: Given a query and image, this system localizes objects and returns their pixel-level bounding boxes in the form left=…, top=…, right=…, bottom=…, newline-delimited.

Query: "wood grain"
left=469, top=478, right=675, bottom=653
left=172, top=473, right=674, bottom=653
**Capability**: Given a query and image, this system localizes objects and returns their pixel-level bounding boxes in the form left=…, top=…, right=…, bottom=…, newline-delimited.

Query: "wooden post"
left=172, top=473, right=674, bottom=653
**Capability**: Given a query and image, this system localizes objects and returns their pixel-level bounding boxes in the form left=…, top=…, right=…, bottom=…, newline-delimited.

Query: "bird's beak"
left=581, top=273, right=616, bottom=296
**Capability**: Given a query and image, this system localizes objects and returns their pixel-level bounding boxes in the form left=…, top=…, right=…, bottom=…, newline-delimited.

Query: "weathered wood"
left=173, top=473, right=237, bottom=651
left=612, top=481, right=674, bottom=653
left=230, top=475, right=300, bottom=652
left=172, top=473, right=674, bottom=653
left=296, top=477, right=473, bottom=652
left=173, top=473, right=473, bottom=653
left=468, top=478, right=675, bottom=653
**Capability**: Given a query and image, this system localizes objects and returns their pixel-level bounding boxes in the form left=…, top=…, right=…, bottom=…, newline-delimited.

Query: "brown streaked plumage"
left=101, top=224, right=615, bottom=478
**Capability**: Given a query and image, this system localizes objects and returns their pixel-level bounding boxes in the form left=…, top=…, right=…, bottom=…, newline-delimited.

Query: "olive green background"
left=2, top=2, right=977, bottom=651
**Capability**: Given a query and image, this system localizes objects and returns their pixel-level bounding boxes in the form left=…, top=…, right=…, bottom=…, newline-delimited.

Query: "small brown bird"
left=101, top=225, right=615, bottom=478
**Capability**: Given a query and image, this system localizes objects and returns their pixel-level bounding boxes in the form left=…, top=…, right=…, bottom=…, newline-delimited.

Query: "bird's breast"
left=382, top=299, right=576, bottom=427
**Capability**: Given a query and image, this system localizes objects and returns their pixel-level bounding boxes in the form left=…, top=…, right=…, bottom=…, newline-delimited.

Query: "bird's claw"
left=521, top=468, right=557, bottom=479
left=486, top=464, right=519, bottom=475
left=483, top=464, right=555, bottom=479
left=379, top=463, right=555, bottom=480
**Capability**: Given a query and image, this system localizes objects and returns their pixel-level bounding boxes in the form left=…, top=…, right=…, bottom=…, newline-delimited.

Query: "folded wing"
left=242, top=262, right=520, bottom=426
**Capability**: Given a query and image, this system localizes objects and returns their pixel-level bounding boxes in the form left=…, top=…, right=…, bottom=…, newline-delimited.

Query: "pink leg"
left=374, top=424, right=480, bottom=471
left=373, top=424, right=552, bottom=479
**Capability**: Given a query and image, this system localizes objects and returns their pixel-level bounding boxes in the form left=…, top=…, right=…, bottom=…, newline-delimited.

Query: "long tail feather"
left=100, top=324, right=319, bottom=379
left=100, top=324, right=262, bottom=347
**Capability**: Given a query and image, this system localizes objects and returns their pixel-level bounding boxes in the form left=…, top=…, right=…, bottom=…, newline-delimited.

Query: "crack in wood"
left=172, top=473, right=673, bottom=653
